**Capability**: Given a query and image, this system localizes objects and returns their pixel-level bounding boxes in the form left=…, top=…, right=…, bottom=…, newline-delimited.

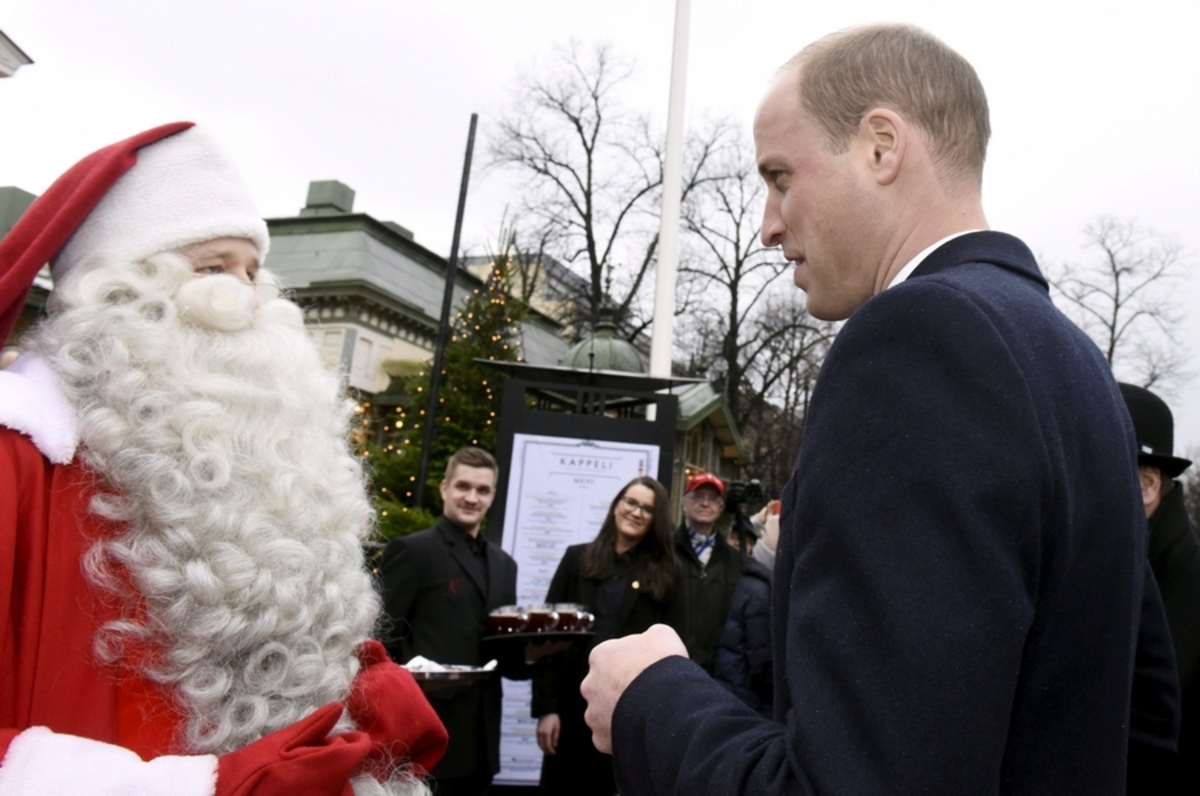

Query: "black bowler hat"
left=1118, top=383, right=1193, bottom=478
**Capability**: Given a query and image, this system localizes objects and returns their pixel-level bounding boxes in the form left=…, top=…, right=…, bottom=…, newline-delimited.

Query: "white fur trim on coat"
left=52, top=126, right=269, bottom=280
left=0, top=726, right=216, bottom=796
left=0, top=353, right=78, bottom=464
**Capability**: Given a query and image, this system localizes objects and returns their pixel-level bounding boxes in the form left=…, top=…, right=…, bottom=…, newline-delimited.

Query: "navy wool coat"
left=610, top=232, right=1179, bottom=795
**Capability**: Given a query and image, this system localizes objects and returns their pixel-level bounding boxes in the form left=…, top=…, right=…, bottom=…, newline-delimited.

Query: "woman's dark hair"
left=580, top=476, right=676, bottom=601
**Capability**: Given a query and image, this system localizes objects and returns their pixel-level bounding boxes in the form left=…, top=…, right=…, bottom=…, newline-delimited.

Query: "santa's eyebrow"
left=193, top=250, right=260, bottom=269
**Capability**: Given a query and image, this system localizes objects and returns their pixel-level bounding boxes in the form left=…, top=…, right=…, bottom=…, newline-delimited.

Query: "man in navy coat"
left=581, top=23, right=1179, bottom=794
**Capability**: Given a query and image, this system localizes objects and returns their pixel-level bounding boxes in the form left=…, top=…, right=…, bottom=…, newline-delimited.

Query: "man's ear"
left=859, top=108, right=906, bottom=186
left=1139, top=465, right=1164, bottom=517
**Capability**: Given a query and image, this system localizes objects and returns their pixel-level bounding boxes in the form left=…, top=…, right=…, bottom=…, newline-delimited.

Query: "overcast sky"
left=3, top=0, right=1199, bottom=449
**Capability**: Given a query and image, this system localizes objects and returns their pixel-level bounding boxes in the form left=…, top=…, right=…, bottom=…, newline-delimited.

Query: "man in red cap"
left=0, top=124, right=447, bottom=795
left=672, top=472, right=742, bottom=674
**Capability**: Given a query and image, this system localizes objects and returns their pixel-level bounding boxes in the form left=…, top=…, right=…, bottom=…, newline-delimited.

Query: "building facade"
left=265, top=180, right=569, bottom=396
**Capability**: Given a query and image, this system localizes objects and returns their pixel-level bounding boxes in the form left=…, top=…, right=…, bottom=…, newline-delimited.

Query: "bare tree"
left=676, top=139, right=793, bottom=422
left=1048, top=217, right=1191, bottom=392
left=486, top=213, right=561, bottom=309
left=488, top=41, right=837, bottom=497
left=675, top=284, right=837, bottom=496
left=488, top=42, right=730, bottom=338
left=671, top=137, right=838, bottom=494
left=734, top=290, right=838, bottom=497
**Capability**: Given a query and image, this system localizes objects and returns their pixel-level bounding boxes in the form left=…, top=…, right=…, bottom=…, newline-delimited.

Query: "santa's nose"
left=228, top=264, right=255, bottom=286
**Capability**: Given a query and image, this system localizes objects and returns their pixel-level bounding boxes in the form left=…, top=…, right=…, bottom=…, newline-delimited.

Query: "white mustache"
left=174, top=274, right=283, bottom=332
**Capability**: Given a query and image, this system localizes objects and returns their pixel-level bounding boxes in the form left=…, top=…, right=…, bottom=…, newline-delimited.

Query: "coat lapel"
left=576, top=571, right=600, bottom=608
left=437, top=519, right=488, bottom=599
left=613, top=579, right=642, bottom=632
left=612, top=547, right=651, bottom=632
left=484, top=542, right=508, bottom=611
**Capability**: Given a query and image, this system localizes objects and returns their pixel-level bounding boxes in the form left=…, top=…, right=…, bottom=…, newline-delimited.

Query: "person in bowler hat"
left=1120, top=383, right=1200, bottom=793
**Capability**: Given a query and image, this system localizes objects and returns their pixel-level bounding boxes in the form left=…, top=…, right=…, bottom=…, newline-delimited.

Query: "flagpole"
left=647, top=0, right=691, bottom=417
left=652, top=0, right=691, bottom=422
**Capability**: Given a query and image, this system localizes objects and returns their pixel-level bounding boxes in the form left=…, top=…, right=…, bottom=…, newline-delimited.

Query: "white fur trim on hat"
left=0, top=352, right=79, bottom=464
left=52, top=126, right=269, bottom=279
left=0, top=726, right=217, bottom=796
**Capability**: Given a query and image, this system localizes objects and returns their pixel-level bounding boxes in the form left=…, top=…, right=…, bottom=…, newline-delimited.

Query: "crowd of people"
left=0, top=18, right=1196, bottom=796
left=380, top=399, right=1198, bottom=796
left=374, top=449, right=783, bottom=794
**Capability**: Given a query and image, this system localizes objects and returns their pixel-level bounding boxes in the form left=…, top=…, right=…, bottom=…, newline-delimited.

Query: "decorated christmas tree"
left=365, top=253, right=526, bottom=540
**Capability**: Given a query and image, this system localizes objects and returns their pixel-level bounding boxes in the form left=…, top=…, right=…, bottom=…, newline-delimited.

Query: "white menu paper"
left=495, top=433, right=660, bottom=786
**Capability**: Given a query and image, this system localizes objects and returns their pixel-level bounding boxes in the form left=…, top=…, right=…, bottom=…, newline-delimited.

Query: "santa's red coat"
left=0, top=427, right=183, bottom=758
left=0, top=417, right=447, bottom=794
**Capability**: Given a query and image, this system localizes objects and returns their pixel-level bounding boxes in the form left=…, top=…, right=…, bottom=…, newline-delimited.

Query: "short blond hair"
left=786, top=23, right=990, bottom=186
left=444, top=446, right=498, bottom=481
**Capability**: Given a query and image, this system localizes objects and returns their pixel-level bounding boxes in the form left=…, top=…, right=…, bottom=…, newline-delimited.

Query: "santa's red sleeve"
left=0, top=389, right=220, bottom=796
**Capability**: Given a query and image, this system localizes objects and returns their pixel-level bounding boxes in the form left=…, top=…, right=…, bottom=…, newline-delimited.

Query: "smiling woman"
left=613, top=484, right=657, bottom=554
left=531, top=476, right=680, bottom=796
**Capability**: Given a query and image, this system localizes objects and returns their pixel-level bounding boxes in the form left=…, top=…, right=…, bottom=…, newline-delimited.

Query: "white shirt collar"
left=886, top=229, right=984, bottom=290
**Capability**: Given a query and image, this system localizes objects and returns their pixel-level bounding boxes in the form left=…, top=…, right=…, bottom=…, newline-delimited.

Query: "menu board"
left=494, top=433, right=660, bottom=786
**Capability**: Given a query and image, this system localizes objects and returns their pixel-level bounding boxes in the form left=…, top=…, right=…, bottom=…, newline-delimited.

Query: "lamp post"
left=415, top=113, right=478, bottom=508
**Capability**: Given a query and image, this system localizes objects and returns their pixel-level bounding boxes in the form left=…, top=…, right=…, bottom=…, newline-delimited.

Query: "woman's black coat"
left=532, top=542, right=678, bottom=794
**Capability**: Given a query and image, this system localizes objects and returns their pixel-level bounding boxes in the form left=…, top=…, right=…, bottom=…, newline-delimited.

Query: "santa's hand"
left=348, top=639, right=448, bottom=778
left=582, top=624, right=688, bottom=754
left=216, top=702, right=368, bottom=796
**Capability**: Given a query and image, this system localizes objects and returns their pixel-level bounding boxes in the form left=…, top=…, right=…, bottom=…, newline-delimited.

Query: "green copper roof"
left=560, top=311, right=645, bottom=373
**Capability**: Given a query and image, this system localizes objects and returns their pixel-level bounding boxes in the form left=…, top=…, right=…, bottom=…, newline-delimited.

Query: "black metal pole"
left=415, top=113, right=478, bottom=508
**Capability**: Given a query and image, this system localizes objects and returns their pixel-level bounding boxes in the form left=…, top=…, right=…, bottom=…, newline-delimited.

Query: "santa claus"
left=0, top=123, right=448, bottom=795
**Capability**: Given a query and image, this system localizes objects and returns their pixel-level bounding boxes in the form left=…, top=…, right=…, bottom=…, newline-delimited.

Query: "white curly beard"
left=26, top=252, right=427, bottom=796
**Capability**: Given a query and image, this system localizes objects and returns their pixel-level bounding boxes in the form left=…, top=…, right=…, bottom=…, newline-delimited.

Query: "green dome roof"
left=560, top=309, right=645, bottom=373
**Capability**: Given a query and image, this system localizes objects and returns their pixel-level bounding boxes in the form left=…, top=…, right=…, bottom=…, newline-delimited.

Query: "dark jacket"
left=714, top=555, right=773, bottom=717
left=674, top=523, right=742, bottom=673
left=609, top=232, right=1179, bottom=794
left=533, top=543, right=677, bottom=795
left=1139, top=483, right=1200, bottom=791
left=379, top=516, right=520, bottom=780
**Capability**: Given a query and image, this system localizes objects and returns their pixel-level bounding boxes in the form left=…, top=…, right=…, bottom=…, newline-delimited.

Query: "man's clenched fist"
left=581, top=624, right=688, bottom=753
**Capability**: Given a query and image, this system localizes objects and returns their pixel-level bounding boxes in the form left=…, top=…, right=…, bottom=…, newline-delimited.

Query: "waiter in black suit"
left=381, top=447, right=520, bottom=796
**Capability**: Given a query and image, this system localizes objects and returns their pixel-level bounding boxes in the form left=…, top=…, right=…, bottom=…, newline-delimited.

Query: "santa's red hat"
left=0, top=122, right=270, bottom=345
